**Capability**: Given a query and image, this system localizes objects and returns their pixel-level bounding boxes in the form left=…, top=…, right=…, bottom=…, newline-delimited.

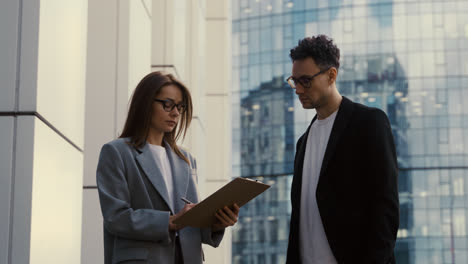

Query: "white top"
left=148, top=144, right=175, bottom=211
left=299, top=110, right=338, bottom=264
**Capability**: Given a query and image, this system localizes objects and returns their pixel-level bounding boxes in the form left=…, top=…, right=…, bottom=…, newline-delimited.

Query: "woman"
left=97, top=71, right=239, bottom=264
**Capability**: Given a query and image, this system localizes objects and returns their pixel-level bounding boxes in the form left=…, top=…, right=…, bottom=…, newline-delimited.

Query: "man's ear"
left=328, top=67, right=338, bottom=84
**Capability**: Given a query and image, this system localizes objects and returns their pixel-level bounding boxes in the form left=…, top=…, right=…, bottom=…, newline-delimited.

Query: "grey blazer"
left=96, top=138, right=224, bottom=264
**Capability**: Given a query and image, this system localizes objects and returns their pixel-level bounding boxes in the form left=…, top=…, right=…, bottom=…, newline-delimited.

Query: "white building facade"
left=0, top=0, right=232, bottom=263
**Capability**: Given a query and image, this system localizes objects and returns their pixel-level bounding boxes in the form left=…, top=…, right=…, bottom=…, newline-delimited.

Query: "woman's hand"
left=169, top=203, right=196, bottom=231
left=212, top=203, right=240, bottom=232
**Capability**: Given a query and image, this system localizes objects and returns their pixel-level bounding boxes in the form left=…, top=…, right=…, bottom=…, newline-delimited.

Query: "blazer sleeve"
left=186, top=153, right=225, bottom=247
left=201, top=227, right=224, bottom=247
left=364, top=110, right=400, bottom=262
left=96, top=143, right=172, bottom=243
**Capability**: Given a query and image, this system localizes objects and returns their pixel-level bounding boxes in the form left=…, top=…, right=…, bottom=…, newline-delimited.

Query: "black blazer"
left=286, top=96, right=399, bottom=264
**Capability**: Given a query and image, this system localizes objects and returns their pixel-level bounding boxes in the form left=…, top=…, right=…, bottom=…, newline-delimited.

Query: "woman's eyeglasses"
left=154, top=99, right=186, bottom=114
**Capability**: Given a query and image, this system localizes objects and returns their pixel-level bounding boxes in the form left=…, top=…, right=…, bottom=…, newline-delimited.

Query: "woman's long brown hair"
left=119, top=71, right=193, bottom=164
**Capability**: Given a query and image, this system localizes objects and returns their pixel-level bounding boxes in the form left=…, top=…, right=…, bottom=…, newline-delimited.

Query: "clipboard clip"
left=244, top=177, right=259, bottom=183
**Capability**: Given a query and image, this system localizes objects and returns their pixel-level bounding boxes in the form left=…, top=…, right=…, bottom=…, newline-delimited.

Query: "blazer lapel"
left=164, top=142, right=190, bottom=213
left=318, top=96, right=354, bottom=180
left=135, top=143, right=173, bottom=213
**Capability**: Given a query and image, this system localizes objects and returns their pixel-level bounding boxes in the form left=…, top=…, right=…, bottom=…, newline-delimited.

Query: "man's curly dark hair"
left=289, top=35, right=340, bottom=71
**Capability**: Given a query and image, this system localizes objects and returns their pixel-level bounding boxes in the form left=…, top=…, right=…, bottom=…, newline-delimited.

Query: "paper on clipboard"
left=173, top=177, right=270, bottom=228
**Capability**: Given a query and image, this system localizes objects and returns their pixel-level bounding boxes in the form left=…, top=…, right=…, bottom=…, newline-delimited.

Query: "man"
left=286, top=35, right=399, bottom=264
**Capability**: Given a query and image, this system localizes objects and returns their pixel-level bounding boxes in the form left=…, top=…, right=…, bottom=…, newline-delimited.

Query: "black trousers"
left=174, top=236, right=183, bottom=264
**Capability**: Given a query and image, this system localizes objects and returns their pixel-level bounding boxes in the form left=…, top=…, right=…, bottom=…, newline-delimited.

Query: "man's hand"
left=169, top=203, right=196, bottom=231
left=212, top=203, right=240, bottom=232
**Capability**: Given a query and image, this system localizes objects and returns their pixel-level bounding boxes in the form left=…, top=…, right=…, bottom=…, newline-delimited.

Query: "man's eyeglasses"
left=286, top=68, right=330, bottom=89
left=154, top=99, right=186, bottom=114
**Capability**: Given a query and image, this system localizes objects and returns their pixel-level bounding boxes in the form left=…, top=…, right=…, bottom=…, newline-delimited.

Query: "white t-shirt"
left=299, top=110, right=338, bottom=264
left=148, top=144, right=175, bottom=211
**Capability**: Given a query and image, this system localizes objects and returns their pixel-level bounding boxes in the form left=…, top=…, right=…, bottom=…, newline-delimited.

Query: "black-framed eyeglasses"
left=154, top=99, right=186, bottom=114
left=286, top=68, right=330, bottom=89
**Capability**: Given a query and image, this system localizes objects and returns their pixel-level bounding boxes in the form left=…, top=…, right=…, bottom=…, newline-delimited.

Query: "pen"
left=181, top=197, right=192, bottom=204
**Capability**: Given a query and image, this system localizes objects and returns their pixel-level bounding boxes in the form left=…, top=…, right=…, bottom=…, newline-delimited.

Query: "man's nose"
left=295, top=85, right=305, bottom=94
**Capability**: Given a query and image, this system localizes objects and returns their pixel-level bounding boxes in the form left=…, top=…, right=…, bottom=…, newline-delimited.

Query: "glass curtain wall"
left=232, top=0, right=468, bottom=263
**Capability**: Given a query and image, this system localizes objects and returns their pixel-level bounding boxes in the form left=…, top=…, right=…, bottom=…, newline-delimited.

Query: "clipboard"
left=173, top=177, right=270, bottom=228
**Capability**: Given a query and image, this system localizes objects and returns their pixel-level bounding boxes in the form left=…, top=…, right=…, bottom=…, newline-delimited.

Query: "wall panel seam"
left=0, top=112, right=83, bottom=152
left=163, top=0, right=166, bottom=66
left=8, top=117, right=18, bottom=264
left=141, top=0, right=151, bottom=19
left=192, top=116, right=206, bottom=133
left=206, top=179, right=230, bottom=183
left=114, top=0, right=120, bottom=139
left=10, top=0, right=23, bottom=258
left=15, top=0, right=23, bottom=113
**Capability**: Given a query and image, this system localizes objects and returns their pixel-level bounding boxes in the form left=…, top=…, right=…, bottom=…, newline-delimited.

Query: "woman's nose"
left=170, top=107, right=180, bottom=116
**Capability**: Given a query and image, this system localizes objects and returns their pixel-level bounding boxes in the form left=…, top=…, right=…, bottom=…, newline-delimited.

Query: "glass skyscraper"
left=231, top=0, right=468, bottom=263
